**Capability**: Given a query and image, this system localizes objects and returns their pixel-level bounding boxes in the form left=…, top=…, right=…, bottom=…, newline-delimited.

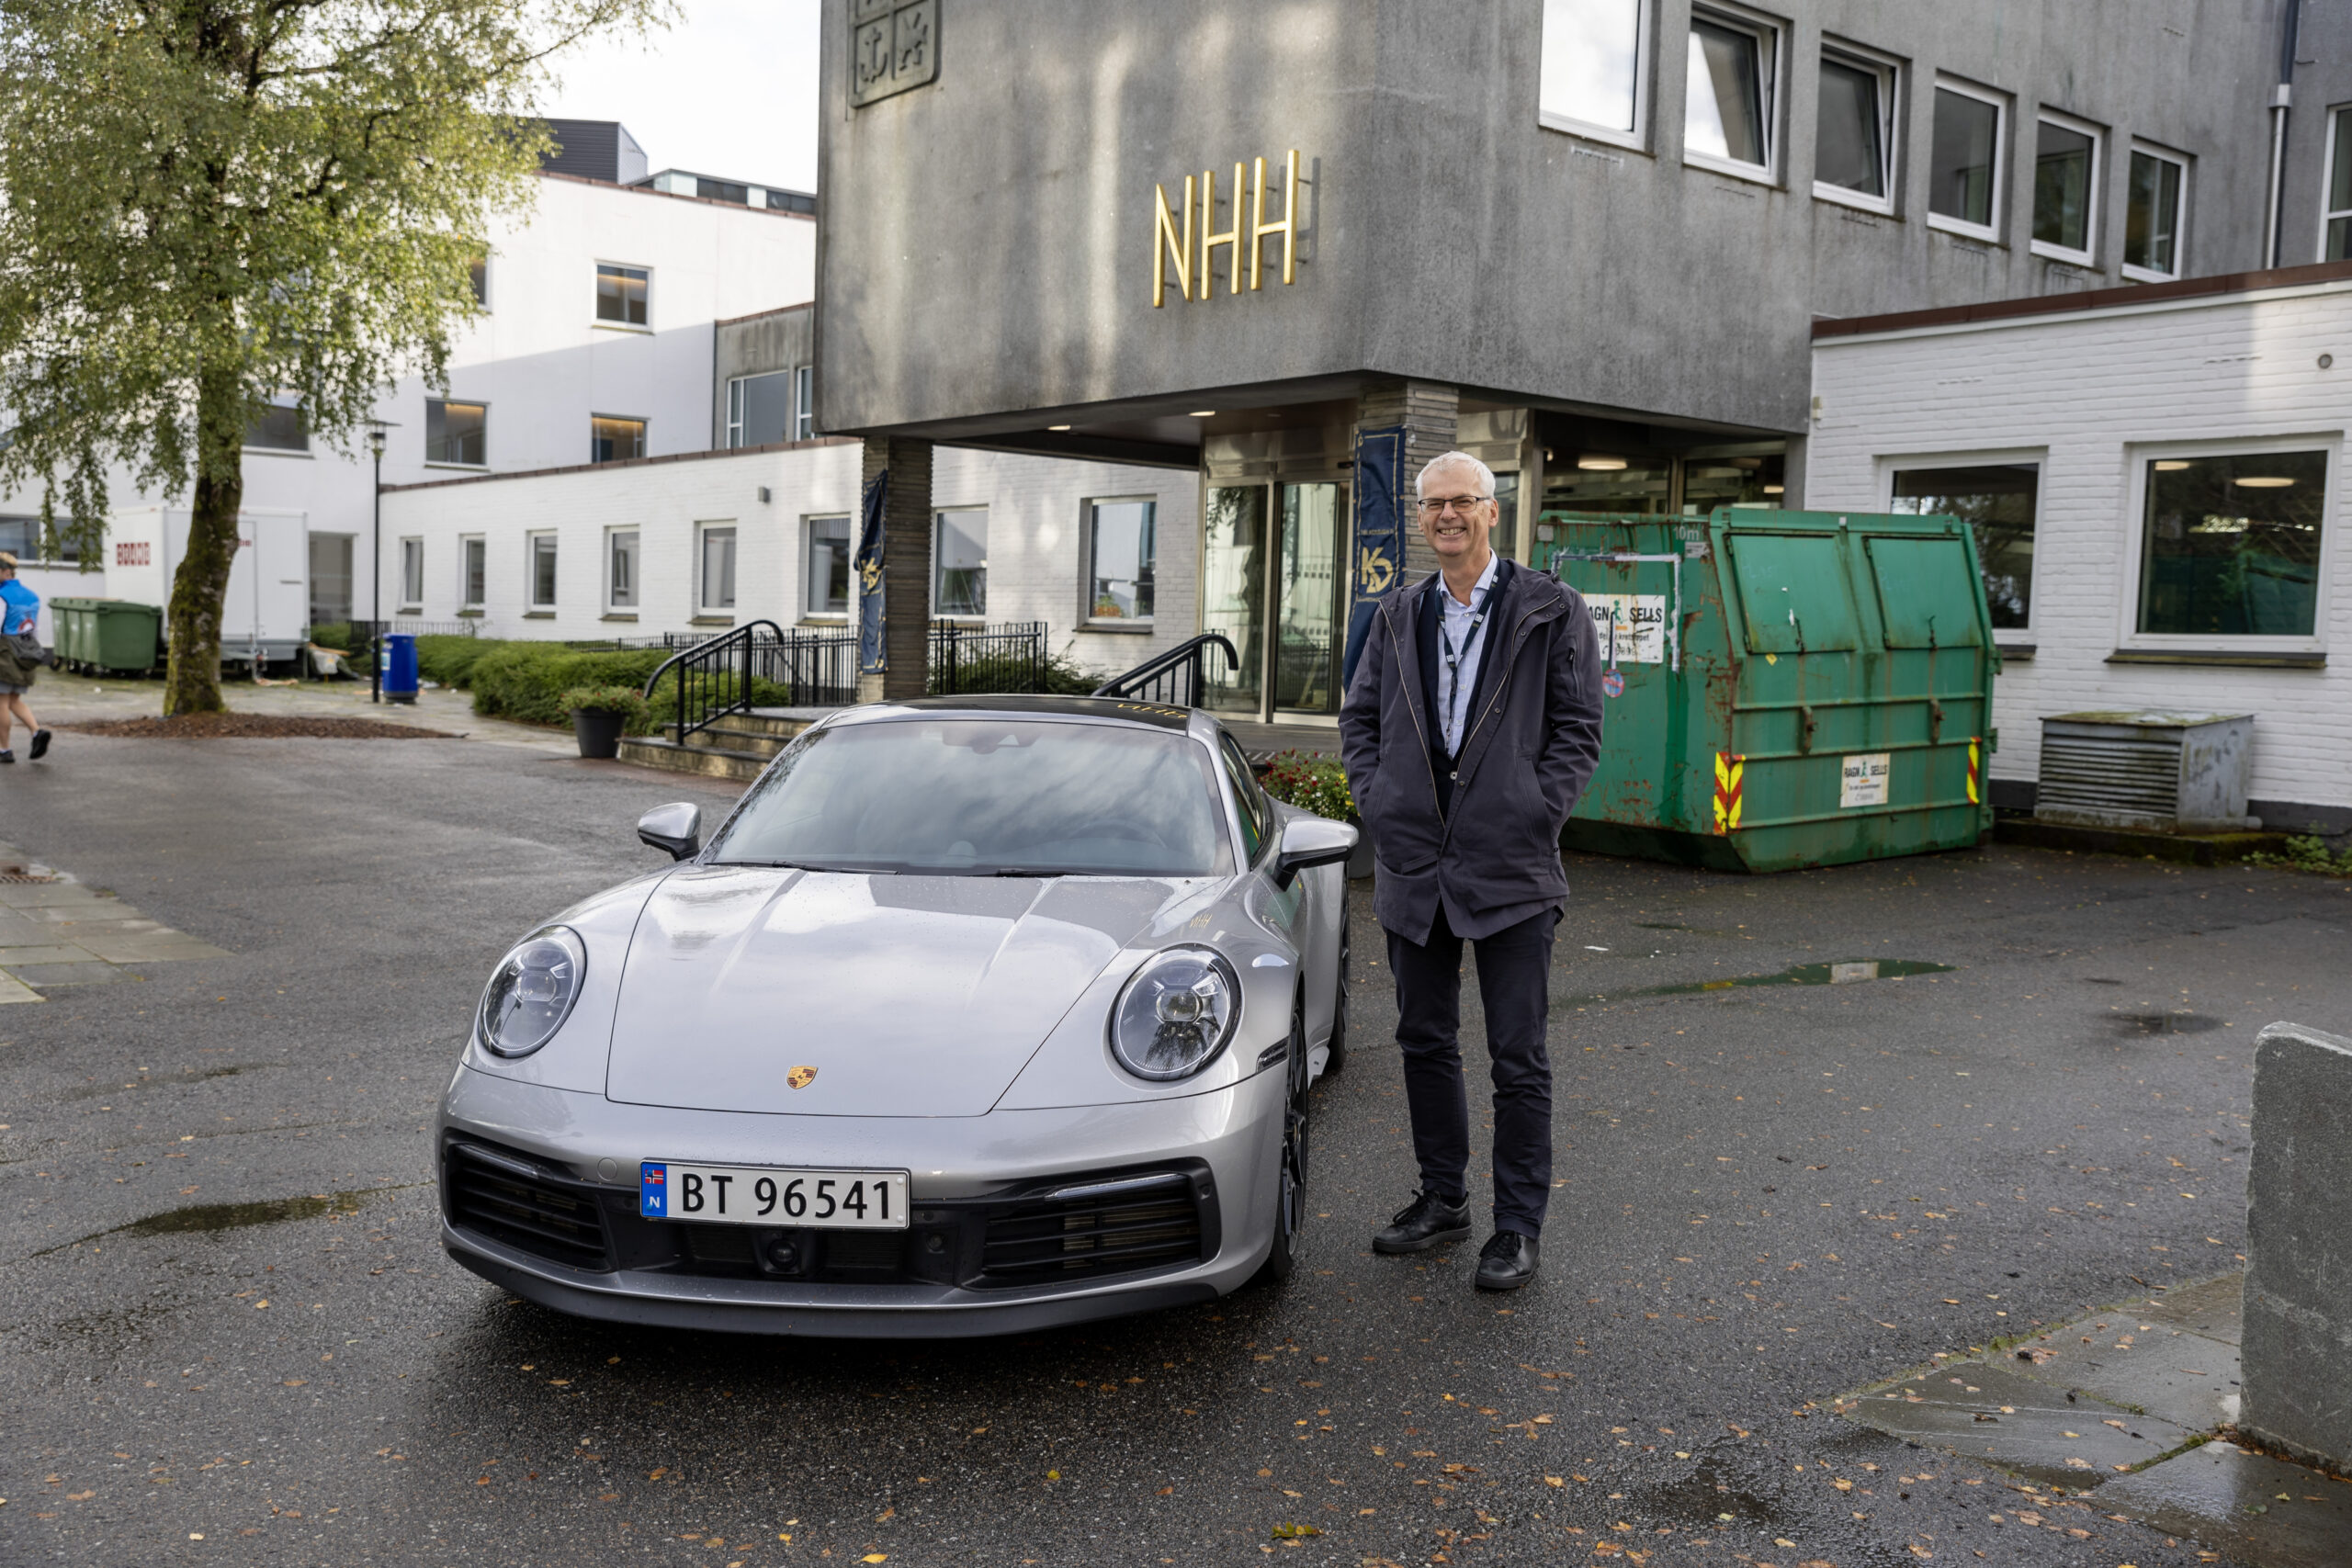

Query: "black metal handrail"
left=641, top=621, right=789, bottom=744
left=1091, top=633, right=1240, bottom=707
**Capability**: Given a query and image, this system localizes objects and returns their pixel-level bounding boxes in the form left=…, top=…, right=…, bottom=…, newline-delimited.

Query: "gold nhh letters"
left=1152, top=150, right=1301, bottom=307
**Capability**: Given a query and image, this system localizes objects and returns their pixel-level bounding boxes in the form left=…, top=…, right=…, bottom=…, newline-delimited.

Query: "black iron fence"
left=1092, top=633, right=1240, bottom=707
left=928, top=620, right=1047, bottom=696
left=643, top=621, right=1051, bottom=744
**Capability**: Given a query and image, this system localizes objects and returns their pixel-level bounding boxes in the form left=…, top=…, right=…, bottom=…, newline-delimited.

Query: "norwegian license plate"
left=638, top=1162, right=910, bottom=1230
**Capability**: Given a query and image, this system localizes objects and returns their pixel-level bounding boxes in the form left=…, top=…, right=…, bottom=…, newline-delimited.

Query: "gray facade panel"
left=715, top=307, right=815, bottom=447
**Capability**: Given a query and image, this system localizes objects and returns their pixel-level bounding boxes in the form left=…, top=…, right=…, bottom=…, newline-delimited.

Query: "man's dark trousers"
left=1387, top=903, right=1557, bottom=1238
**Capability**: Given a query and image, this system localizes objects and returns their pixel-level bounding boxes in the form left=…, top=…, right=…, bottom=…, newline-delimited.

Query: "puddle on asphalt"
left=58, top=1064, right=263, bottom=1102
left=33, top=1185, right=391, bottom=1256
left=2107, top=1010, right=2226, bottom=1036
left=1637, top=1463, right=1785, bottom=1530
left=1562, top=958, right=1957, bottom=1008
left=1631, top=920, right=1735, bottom=937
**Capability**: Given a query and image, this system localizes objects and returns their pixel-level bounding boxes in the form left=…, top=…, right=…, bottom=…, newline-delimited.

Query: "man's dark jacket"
left=1339, top=559, right=1606, bottom=945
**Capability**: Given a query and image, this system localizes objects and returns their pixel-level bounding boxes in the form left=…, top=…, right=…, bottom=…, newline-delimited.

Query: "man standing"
left=1338, top=452, right=1604, bottom=1291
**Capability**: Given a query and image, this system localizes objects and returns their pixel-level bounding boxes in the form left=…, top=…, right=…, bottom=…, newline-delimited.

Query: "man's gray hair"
left=1415, top=451, right=1496, bottom=500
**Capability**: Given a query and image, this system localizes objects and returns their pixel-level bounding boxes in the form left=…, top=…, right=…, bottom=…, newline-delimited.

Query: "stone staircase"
left=616, top=709, right=823, bottom=784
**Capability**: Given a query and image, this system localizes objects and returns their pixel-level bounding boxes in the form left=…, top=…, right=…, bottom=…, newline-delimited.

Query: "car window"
left=1218, top=735, right=1271, bottom=862
left=707, top=718, right=1233, bottom=877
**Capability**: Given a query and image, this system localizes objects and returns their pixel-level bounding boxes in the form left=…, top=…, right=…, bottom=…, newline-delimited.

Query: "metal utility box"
left=107, top=505, right=309, bottom=667
left=51, top=597, right=163, bottom=674
left=2034, top=711, right=2255, bottom=831
left=1531, top=509, right=1998, bottom=873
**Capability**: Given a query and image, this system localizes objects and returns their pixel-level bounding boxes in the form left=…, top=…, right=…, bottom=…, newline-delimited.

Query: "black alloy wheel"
left=1256, top=987, right=1310, bottom=1284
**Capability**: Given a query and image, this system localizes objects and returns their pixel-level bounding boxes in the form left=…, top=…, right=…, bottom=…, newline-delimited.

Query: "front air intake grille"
left=975, top=1171, right=1205, bottom=1288
left=444, top=1141, right=613, bottom=1272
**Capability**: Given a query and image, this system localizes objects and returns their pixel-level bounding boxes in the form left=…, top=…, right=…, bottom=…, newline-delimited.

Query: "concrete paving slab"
left=0, top=970, right=42, bottom=1003
left=2008, top=1315, right=2244, bottom=1430
left=9, top=962, right=131, bottom=987
left=63, top=930, right=231, bottom=963
left=2098, top=1440, right=2352, bottom=1568
left=0, top=884, right=127, bottom=909
left=2141, top=1275, right=2248, bottom=1344
left=0, top=945, right=105, bottom=966
left=1844, top=1359, right=2191, bottom=1484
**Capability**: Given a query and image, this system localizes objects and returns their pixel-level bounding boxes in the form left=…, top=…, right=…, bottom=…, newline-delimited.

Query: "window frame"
left=593, top=261, right=652, bottom=331
left=1535, top=0, right=1654, bottom=154
left=469, top=256, right=490, bottom=310
left=2116, top=434, right=2336, bottom=657
left=458, top=535, right=486, bottom=612
left=1081, top=495, right=1159, bottom=630
left=2028, top=108, right=2103, bottom=267
left=243, top=395, right=311, bottom=457
left=725, top=370, right=796, bottom=450
left=424, top=397, right=489, bottom=469
left=794, top=365, right=815, bottom=441
left=398, top=536, right=424, bottom=613
left=2121, top=141, right=2189, bottom=283
left=1926, top=75, right=2007, bottom=243
left=696, top=521, right=740, bottom=617
left=803, top=513, right=854, bottom=620
left=932, top=505, right=989, bottom=621
left=526, top=531, right=560, bottom=613
left=1812, top=39, right=1900, bottom=216
left=2319, top=104, right=2352, bottom=261
left=1680, top=1, right=1783, bottom=186
left=589, top=413, right=648, bottom=465
left=605, top=526, right=639, bottom=615
left=1874, top=447, right=2046, bottom=640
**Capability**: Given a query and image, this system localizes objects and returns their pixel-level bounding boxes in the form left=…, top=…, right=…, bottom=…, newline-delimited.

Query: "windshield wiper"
left=986, top=867, right=1069, bottom=878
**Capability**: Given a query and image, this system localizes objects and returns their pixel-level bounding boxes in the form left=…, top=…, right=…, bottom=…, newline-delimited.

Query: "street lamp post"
left=367, top=423, right=387, bottom=704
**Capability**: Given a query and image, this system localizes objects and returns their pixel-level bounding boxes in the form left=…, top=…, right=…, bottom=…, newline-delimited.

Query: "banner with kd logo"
left=1340, top=425, right=1405, bottom=694
left=855, top=469, right=888, bottom=674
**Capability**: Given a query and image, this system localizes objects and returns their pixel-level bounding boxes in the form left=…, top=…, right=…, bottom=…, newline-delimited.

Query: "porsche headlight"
left=1109, top=946, right=1241, bottom=1082
left=475, top=926, right=587, bottom=1058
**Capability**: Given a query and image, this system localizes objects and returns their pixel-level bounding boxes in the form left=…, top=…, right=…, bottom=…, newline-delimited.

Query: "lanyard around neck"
left=1436, top=582, right=1488, bottom=742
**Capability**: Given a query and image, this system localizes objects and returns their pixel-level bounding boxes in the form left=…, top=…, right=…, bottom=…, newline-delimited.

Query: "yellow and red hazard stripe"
left=1966, top=736, right=1982, bottom=806
left=1713, top=751, right=1745, bottom=834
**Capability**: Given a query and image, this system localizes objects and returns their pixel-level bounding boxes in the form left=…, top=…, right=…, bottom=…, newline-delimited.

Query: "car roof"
left=862, top=694, right=1200, bottom=731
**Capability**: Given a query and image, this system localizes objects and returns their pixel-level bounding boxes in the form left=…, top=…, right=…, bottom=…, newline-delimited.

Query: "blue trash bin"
left=381, top=633, right=419, bottom=705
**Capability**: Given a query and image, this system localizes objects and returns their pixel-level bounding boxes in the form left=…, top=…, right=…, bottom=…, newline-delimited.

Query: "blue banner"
left=1340, top=425, right=1406, bottom=694
left=855, top=468, right=888, bottom=674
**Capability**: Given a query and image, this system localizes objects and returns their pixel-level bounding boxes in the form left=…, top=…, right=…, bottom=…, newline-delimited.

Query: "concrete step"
left=695, top=723, right=794, bottom=758
left=616, top=736, right=770, bottom=784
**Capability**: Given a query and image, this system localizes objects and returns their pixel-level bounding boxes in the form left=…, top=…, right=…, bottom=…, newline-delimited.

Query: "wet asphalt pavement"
left=5, top=731, right=2349, bottom=1567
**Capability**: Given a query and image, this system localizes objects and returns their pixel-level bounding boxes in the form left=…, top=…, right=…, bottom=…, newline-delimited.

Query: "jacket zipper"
left=1383, top=599, right=1446, bottom=820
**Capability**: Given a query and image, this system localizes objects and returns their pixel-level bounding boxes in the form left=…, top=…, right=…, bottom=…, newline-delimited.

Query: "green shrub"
left=560, top=685, right=653, bottom=728
left=1259, top=750, right=1354, bottom=821
left=307, top=620, right=356, bottom=652
left=468, top=643, right=673, bottom=727
left=413, top=635, right=502, bottom=688
left=2248, top=830, right=2352, bottom=876
left=927, top=648, right=1101, bottom=697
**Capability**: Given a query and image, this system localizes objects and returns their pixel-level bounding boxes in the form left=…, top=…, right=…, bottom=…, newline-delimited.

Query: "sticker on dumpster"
left=1839, top=751, right=1892, bottom=808
left=1585, top=595, right=1668, bottom=664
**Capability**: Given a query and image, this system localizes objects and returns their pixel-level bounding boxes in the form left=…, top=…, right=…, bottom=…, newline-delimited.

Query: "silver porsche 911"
left=436, top=694, right=1358, bottom=1337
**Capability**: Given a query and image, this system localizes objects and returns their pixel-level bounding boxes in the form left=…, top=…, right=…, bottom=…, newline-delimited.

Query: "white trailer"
left=107, top=506, right=310, bottom=667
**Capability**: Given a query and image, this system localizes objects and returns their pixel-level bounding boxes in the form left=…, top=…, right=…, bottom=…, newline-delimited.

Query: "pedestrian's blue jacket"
left=0, top=579, right=37, bottom=637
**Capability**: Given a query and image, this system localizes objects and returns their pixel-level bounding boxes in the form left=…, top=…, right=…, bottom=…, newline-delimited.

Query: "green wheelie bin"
left=1531, top=508, right=1998, bottom=874
left=50, top=597, right=163, bottom=675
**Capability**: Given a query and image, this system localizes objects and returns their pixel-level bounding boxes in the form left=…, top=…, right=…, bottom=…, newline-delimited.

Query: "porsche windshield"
left=706, top=718, right=1234, bottom=877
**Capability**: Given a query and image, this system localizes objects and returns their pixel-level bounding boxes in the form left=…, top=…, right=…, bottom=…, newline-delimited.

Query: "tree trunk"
left=164, top=367, right=244, bottom=716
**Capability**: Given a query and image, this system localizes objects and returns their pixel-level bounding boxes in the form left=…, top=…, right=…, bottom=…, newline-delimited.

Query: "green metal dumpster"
left=1531, top=509, right=1997, bottom=873
left=51, top=597, right=163, bottom=675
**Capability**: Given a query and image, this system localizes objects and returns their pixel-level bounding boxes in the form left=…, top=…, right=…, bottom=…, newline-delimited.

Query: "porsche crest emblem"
left=786, top=1066, right=819, bottom=1090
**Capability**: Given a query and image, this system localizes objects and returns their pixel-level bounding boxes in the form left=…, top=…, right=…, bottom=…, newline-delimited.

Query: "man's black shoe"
left=1474, top=1231, right=1540, bottom=1291
left=1372, top=1191, right=1471, bottom=1254
left=28, top=729, right=49, bottom=761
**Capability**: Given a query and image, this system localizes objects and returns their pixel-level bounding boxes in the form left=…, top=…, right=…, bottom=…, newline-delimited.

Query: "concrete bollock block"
left=2241, top=1020, right=2352, bottom=1475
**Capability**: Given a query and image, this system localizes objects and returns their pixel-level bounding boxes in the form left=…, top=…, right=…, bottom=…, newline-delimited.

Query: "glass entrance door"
left=1199, top=480, right=1347, bottom=720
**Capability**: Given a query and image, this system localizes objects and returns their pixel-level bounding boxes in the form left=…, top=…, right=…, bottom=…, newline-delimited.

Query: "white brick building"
left=1808, top=262, right=2352, bottom=831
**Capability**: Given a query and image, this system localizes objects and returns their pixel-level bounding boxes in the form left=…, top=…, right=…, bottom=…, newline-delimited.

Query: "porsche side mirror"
left=637, top=802, right=702, bottom=861
left=1273, top=815, right=1357, bottom=889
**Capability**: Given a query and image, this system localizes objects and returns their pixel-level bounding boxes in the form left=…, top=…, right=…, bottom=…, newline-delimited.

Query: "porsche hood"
left=603, top=867, right=1189, bottom=1117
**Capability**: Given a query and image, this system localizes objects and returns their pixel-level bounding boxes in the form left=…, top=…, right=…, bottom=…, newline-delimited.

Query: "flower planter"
left=571, top=706, right=626, bottom=760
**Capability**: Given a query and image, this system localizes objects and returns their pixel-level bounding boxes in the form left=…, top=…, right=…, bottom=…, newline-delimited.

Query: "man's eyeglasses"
left=1415, top=495, right=1491, bottom=516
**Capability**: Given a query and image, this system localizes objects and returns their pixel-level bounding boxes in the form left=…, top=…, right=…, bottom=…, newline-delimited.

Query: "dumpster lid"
left=2045, top=710, right=2253, bottom=728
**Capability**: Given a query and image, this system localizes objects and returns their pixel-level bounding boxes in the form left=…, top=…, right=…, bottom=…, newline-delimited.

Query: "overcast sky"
left=547, top=0, right=823, bottom=191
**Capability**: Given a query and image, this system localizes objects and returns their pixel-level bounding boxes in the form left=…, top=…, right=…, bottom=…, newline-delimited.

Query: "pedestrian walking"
left=0, top=552, right=53, bottom=764
left=1337, top=452, right=1605, bottom=1291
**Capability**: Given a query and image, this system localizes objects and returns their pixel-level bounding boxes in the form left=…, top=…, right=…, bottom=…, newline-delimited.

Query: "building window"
left=244, top=397, right=309, bottom=453
left=469, top=257, right=488, bottom=307
left=2031, top=115, right=2099, bottom=263
left=1928, top=81, right=2004, bottom=238
left=806, top=515, right=852, bottom=617
left=591, top=415, right=646, bottom=464
left=726, top=371, right=794, bottom=449
left=2136, top=450, right=2325, bottom=639
left=933, top=507, right=988, bottom=618
left=1087, top=499, right=1157, bottom=622
left=460, top=536, right=486, bottom=610
left=0, top=517, right=77, bottom=564
left=595, top=264, right=649, bottom=326
left=1537, top=0, right=1646, bottom=148
left=528, top=533, right=559, bottom=611
left=698, top=524, right=738, bottom=614
left=1684, top=6, right=1777, bottom=177
left=2324, top=106, right=2352, bottom=260
left=1890, top=464, right=2040, bottom=630
left=425, top=399, right=487, bottom=467
left=1815, top=46, right=1895, bottom=210
left=309, top=534, right=354, bottom=626
left=399, top=537, right=424, bottom=611
left=2124, top=145, right=2187, bottom=280
left=606, top=528, right=639, bottom=611
left=794, top=365, right=814, bottom=441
